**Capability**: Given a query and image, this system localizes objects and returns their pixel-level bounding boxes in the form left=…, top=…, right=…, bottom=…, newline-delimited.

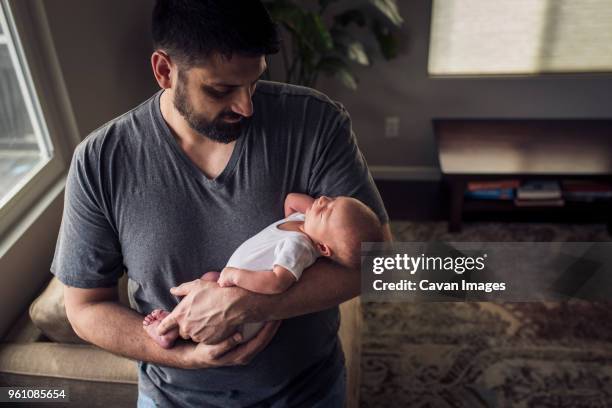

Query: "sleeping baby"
left=142, top=193, right=383, bottom=348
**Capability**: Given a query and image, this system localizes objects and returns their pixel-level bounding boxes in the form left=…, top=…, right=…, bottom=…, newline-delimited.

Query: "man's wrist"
left=240, top=289, right=278, bottom=323
left=172, top=342, right=202, bottom=369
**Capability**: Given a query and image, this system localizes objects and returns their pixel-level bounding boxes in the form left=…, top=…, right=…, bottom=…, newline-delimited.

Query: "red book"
left=467, top=179, right=520, bottom=191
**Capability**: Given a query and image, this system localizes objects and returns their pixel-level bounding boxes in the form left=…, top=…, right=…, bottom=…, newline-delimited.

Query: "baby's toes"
left=156, top=310, right=170, bottom=320
left=145, top=310, right=158, bottom=319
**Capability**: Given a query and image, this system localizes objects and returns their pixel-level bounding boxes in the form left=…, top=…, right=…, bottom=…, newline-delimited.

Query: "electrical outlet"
left=385, top=116, right=400, bottom=138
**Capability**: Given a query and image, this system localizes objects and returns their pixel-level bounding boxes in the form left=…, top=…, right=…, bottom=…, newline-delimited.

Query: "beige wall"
left=0, top=183, right=64, bottom=337
left=42, top=0, right=158, bottom=136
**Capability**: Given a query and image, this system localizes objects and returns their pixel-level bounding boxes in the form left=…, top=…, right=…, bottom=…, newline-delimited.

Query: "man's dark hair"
left=152, top=0, right=280, bottom=66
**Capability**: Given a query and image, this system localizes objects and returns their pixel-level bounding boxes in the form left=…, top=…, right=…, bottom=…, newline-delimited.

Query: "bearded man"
left=51, top=1, right=390, bottom=406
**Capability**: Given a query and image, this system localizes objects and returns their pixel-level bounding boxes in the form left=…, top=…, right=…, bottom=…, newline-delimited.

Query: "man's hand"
left=156, top=277, right=258, bottom=344
left=184, top=320, right=281, bottom=369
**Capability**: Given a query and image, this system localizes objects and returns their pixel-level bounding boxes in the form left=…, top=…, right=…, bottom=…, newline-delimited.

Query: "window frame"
left=0, top=0, right=80, bottom=240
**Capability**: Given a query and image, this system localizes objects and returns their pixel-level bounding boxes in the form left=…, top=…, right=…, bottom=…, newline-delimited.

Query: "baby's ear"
left=317, top=242, right=332, bottom=257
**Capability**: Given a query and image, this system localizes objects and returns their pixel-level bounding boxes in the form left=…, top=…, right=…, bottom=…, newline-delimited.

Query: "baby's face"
left=303, top=196, right=349, bottom=245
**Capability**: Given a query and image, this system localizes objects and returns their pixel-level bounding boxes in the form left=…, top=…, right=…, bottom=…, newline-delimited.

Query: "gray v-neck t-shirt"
left=51, top=81, right=388, bottom=407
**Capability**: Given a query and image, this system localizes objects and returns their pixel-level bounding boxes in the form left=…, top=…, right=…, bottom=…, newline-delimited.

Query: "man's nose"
left=231, top=87, right=254, bottom=118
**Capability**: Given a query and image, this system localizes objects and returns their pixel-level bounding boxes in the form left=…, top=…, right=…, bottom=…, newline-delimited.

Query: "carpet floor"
left=360, top=222, right=612, bottom=408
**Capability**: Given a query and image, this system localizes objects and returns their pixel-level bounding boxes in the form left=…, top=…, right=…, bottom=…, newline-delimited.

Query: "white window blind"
left=428, top=0, right=612, bottom=75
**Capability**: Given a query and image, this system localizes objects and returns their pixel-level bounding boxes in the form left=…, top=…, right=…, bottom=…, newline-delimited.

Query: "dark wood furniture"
left=434, top=119, right=612, bottom=232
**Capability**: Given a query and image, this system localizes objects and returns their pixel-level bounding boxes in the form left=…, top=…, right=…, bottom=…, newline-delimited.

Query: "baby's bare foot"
left=142, top=309, right=178, bottom=349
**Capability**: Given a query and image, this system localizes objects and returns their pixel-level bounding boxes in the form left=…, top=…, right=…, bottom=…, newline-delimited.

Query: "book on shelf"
left=467, top=179, right=520, bottom=191
left=562, top=180, right=612, bottom=202
left=514, top=198, right=565, bottom=207
left=465, top=188, right=514, bottom=200
left=464, top=179, right=518, bottom=200
left=517, top=180, right=561, bottom=200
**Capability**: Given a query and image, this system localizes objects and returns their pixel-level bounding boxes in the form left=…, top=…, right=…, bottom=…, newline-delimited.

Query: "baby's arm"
left=218, top=266, right=297, bottom=294
left=284, top=193, right=315, bottom=217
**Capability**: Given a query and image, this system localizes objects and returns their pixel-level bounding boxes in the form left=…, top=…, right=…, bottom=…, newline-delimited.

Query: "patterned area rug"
left=361, top=222, right=612, bottom=408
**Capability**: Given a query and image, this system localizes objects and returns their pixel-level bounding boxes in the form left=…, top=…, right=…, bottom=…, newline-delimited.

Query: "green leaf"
left=268, top=3, right=332, bottom=54
left=367, top=0, right=403, bottom=27
left=329, top=27, right=370, bottom=66
left=372, top=20, right=399, bottom=59
left=346, top=41, right=370, bottom=65
left=265, top=1, right=306, bottom=32
left=335, top=68, right=358, bottom=90
left=301, top=13, right=333, bottom=52
left=317, top=57, right=358, bottom=90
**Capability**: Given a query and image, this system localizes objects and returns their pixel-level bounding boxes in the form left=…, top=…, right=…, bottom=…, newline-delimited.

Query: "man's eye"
left=206, top=88, right=232, bottom=98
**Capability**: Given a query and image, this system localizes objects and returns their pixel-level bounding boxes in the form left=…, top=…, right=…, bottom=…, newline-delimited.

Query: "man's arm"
left=64, top=285, right=195, bottom=368
left=252, top=223, right=392, bottom=321
left=159, top=223, right=393, bottom=336
left=63, top=284, right=270, bottom=369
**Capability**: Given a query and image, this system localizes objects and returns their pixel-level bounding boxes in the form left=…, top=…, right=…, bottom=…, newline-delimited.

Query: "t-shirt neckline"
left=151, top=90, right=249, bottom=187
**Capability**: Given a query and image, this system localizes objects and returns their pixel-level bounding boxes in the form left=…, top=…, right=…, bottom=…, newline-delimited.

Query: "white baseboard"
left=370, top=166, right=442, bottom=181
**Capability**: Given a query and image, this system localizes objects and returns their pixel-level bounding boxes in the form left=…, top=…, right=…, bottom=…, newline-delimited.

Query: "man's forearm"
left=70, top=301, right=193, bottom=369
left=243, top=257, right=358, bottom=322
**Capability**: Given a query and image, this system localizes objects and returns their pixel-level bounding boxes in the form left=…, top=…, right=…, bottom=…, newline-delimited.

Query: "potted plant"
left=263, top=0, right=404, bottom=90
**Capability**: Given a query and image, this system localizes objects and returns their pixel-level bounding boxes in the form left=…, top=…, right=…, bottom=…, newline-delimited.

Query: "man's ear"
left=151, top=50, right=174, bottom=89
left=317, top=242, right=332, bottom=257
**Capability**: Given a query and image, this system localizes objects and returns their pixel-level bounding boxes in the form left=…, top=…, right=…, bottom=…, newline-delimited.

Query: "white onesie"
left=225, top=212, right=319, bottom=341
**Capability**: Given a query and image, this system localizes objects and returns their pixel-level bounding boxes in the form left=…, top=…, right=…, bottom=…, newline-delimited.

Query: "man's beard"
left=173, top=73, right=249, bottom=144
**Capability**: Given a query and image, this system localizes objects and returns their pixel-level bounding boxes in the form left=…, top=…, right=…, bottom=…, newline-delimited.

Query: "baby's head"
left=302, top=196, right=383, bottom=269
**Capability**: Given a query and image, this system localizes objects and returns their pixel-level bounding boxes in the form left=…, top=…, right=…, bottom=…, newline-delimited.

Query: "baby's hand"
left=218, top=267, right=237, bottom=287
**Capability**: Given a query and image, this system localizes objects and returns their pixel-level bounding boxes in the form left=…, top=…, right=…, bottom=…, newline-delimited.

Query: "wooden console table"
left=434, top=119, right=612, bottom=232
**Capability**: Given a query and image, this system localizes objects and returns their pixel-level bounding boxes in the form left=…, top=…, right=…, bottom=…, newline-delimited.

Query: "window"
left=0, top=0, right=78, bottom=240
left=428, top=0, right=612, bottom=75
left=0, top=2, right=53, bottom=207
